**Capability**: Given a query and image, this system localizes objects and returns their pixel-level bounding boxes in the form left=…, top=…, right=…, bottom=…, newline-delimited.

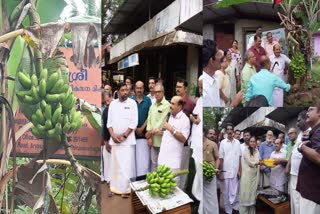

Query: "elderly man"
left=146, top=84, right=170, bottom=171
left=296, top=107, right=320, bottom=213
left=132, top=81, right=152, bottom=176
left=175, top=79, right=195, bottom=189
left=247, top=26, right=263, bottom=50
left=286, top=111, right=310, bottom=214
left=286, top=128, right=298, bottom=160
left=270, top=44, right=291, bottom=107
left=259, top=130, right=275, bottom=188
left=270, top=139, right=287, bottom=194
left=107, top=82, right=138, bottom=196
left=245, top=55, right=294, bottom=106
left=241, top=51, right=256, bottom=104
left=249, top=35, right=267, bottom=71
left=202, top=39, right=221, bottom=107
left=265, top=32, right=279, bottom=56
left=158, top=96, right=190, bottom=187
left=147, top=77, right=157, bottom=103
left=219, top=123, right=241, bottom=214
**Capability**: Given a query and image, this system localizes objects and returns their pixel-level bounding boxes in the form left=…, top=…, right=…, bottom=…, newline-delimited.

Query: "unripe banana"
left=18, top=72, right=32, bottom=89
left=50, top=79, right=64, bottom=94
left=31, top=74, right=38, bottom=87
left=52, top=104, right=62, bottom=125
left=46, top=73, right=59, bottom=92
left=40, top=68, right=48, bottom=81
left=39, top=79, right=46, bottom=98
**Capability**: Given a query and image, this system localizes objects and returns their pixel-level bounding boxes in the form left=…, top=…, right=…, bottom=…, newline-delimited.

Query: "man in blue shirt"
left=245, top=55, right=296, bottom=106
left=259, top=130, right=276, bottom=188
left=132, top=81, right=152, bottom=176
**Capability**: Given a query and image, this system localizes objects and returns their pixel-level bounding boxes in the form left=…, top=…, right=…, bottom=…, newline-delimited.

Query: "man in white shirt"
left=270, top=44, right=291, bottom=107
left=285, top=110, right=310, bottom=214
left=247, top=26, right=263, bottom=50
left=202, top=39, right=221, bottom=107
left=107, top=82, right=138, bottom=195
left=240, top=131, right=251, bottom=158
left=147, top=77, right=156, bottom=103
left=265, top=32, right=279, bottom=56
left=270, top=139, right=287, bottom=194
left=219, top=123, right=241, bottom=214
left=158, top=96, right=190, bottom=187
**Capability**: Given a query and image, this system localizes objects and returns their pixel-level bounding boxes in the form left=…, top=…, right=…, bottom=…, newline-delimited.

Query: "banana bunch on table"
left=203, top=161, right=216, bottom=181
left=16, top=68, right=83, bottom=141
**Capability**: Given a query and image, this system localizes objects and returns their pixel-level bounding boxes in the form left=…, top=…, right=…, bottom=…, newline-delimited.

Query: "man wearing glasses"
left=145, top=84, right=170, bottom=171
left=269, top=44, right=291, bottom=107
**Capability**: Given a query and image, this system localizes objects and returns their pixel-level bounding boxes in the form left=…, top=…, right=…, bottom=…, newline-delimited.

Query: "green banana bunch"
left=16, top=66, right=84, bottom=141
left=203, top=161, right=215, bottom=181
left=290, top=52, right=307, bottom=79
left=144, top=165, right=188, bottom=198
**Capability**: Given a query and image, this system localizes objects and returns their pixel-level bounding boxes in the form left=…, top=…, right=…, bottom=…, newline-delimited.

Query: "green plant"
left=290, top=52, right=307, bottom=78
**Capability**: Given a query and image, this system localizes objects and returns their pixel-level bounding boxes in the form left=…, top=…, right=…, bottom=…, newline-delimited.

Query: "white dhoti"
left=299, top=196, right=320, bottom=214
left=150, top=146, right=160, bottom=171
left=192, top=160, right=202, bottom=201
left=110, top=145, right=136, bottom=194
left=101, top=145, right=111, bottom=182
left=201, top=176, right=219, bottom=214
left=259, top=171, right=270, bottom=189
left=289, top=175, right=301, bottom=214
left=239, top=205, right=256, bottom=214
left=272, top=87, right=283, bottom=107
left=135, top=139, right=150, bottom=176
left=224, top=177, right=240, bottom=214
left=179, top=146, right=190, bottom=190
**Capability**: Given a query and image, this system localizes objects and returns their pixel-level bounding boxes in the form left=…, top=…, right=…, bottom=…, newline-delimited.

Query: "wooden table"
left=131, top=190, right=192, bottom=214
left=257, top=195, right=290, bottom=214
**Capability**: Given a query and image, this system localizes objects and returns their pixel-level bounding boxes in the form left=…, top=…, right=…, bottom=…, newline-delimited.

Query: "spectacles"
left=288, top=132, right=296, bottom=135
left=154, top=91, right=163, bottom=94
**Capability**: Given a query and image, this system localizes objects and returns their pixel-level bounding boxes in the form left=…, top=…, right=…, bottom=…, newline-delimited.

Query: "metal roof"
left=204, top=1, right=284, bottom=24
left=105, top=0, right=175, bottom=34
left=221, top=107, right=259, bottom=128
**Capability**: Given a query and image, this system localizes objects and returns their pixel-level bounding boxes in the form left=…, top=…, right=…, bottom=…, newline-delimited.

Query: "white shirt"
left=290, top=128, right=311, bottom=176
left=269, top=53, right=291, bottom=80
left=270, top=150, right=287, bottom=191
left=107, top=98, right=138, bottom=146
left=203, top=71, right=220, bottom=107
left=191, top=97, right=203, bottom=163
left=219, top=138, right=241, bottom=179
left=147, top=93, right=156, bottom=104
left=158, top=110, right=190, bottom=169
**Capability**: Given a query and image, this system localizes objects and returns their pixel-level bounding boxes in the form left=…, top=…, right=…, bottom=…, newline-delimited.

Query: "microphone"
left=162, top=112, right=171, bottom=131
left=271, top=61, right=278, bottom=72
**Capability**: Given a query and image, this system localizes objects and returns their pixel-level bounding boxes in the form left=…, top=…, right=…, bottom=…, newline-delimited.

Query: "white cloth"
left=147, top=93, right=156, bottom=104
left=225, top=60, right=239, bottom=101
left=270, top=53, right=291, bottom=107
left=299, top=196, right=320, bottom=214
left=191, top=97, right=203, bottom=163
left=201, top=176, right=219, bottom=214
left=265, top=41, right=279, bottom=56
left=290, top=140, right=303, bottom=176
left=224, top=177, right=240, bottom=214
left=219, top=138, right=241, bottom=179
left=109, top=145, right=136, bottom=194
left=101, top=145, right=111, bottom=182
left=289, top=175, right=301, bottom=214
left=270, top=150, right=287, bottom=192
left=203, top=71, right=220, bottom=107
left=107, top=98, right=138, bottom=146
left=240, top=143, right=248, bottom=161
left=192, top=160, right=202, bottom=201
left=135, top=139, right=150, bottom=176
left=158, top=110, right=190, bottom=169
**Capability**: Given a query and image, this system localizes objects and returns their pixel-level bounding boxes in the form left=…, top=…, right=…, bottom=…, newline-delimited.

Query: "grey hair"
left=244, top=51, right=252, bottom=62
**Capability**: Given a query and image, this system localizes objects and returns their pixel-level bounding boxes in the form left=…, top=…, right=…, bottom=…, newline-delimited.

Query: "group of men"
left=101, top=76, right=202, bottom=197
left=203, top=26, right=298, bottom=107
left=201, top=107, right=320, bottom=214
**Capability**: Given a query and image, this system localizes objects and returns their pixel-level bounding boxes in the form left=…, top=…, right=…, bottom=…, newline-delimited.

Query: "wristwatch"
left=298, top=142, right=305, bottom=153
left=123, top=134, right=127, bottom=139
left=173, top=130, right=177, bottom=136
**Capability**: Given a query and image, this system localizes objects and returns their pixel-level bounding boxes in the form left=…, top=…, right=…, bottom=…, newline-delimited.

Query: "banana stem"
left=0, top=29, right=24, bottom=43
left=173, top=169, right=189, bottom=178
left=136, top=185, right=150, bottom=192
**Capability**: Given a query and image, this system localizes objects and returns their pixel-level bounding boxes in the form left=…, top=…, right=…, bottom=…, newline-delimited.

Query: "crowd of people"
left=203, top=26, right=298, bottom=107
left=202, top=107, right=320, bottom=214
left=101, top=76, right=202, bottom=198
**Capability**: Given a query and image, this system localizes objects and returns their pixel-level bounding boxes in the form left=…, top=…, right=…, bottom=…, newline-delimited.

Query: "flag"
left=273, top=0, right=284, bottom=8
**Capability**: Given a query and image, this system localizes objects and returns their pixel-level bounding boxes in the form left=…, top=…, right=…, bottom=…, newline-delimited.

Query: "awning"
left=265, top=107, right=307, bottom=126
left=176, top=11, right=202, bottom=35
left=108, top=30, right=202, bottom=64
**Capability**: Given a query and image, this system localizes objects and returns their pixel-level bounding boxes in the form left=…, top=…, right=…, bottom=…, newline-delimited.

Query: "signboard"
left=246, top=28, right=288, bottom=55
left=117, top=53, right=139, bottom=70
left=15, top=48, right=101, bottom=159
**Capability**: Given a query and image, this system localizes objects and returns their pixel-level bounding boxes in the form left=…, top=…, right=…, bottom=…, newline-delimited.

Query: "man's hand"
left=147, top=138, right=153, bottom=147
left=163, top=123, right=173, bottom=133
left=145, top=131, right=153, bottom=139
left=111, top=134, right=121, bottom=144
left=237, top=170, right=241, bottom=178
left=119, top=135, right=126, bottom=143
left=190, top=114, right=196, bottom=123
left=135, top=127, right=144, bottom=136
left=105, top=141, right=111, bottom=153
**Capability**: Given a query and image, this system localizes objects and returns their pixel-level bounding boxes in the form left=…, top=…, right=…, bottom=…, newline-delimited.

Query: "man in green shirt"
left=146, top=84, right=170, bottom=171
left=241, top=51, right=256, bottom=104
left=286, top=128, right=298, bottom=160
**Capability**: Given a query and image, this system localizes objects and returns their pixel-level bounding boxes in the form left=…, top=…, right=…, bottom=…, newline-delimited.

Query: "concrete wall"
left=186, top=45, right=199, bottom=92
left=203, top=24, right=214, bottom=40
